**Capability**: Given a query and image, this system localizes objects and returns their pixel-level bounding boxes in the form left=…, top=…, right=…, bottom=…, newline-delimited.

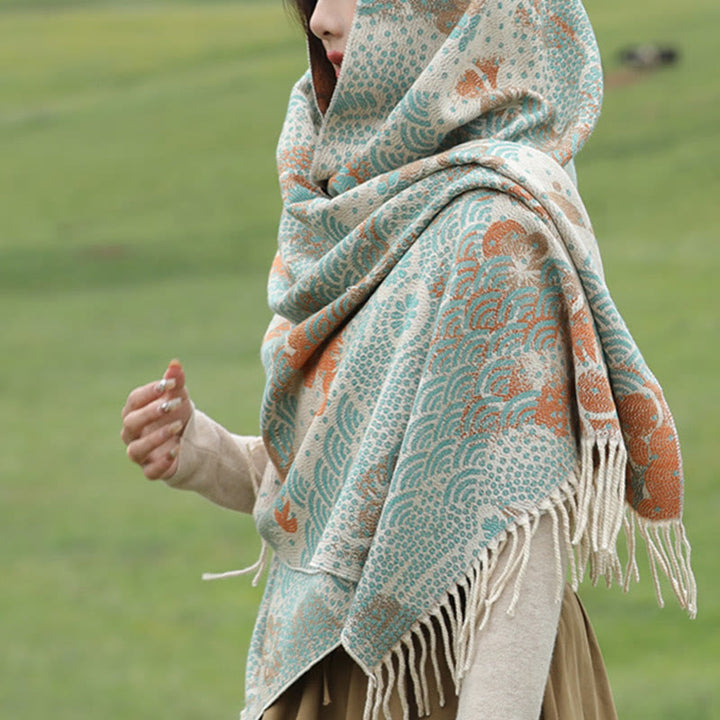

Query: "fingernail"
left=160, top=397, right=182, bottom=414
left=155, top=377, right=176, bottom=394
left=168, top=446, right=179, bottom=459
left=166, top=420, right=184, bottom=437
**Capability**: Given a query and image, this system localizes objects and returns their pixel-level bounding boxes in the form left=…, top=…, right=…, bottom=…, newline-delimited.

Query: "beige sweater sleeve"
left=165, top=408, right=268, bottom=514
left=456, top=513, right=563, bottom=720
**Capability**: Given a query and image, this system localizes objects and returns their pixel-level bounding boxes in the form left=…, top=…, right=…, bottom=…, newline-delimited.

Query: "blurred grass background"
left=1, top=0, right=718, bottom=717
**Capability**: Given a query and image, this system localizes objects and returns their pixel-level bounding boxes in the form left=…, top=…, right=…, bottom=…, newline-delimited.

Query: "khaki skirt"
left=262, top=585, right=617, bottom=720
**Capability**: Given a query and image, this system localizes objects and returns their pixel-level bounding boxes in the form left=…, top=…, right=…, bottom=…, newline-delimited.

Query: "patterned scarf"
left=242, top=1, right=696, bottom=717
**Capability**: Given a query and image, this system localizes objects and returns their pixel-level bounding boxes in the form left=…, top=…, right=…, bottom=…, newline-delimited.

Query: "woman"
left=121, top=1, right=696, bottom=718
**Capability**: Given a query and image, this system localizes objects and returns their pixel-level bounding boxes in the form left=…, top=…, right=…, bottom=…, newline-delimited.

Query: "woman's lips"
left=326, top=51, right=344, bottom=77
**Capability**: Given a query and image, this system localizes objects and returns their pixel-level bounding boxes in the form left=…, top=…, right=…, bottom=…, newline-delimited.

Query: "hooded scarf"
left=241, top=1, right=697, bottom=718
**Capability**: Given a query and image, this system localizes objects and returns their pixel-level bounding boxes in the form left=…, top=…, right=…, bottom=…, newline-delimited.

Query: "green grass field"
left=1, top=1, right=718, bottom=717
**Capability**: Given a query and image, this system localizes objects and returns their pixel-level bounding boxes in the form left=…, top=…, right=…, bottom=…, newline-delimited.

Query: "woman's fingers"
left=127, top=419, right=184, bottom=472
left=120, top=361, right=186, bottom=423
left=163, top=359, right=185, bottom=389
left=121, top=360, right=191, bottom=477
left=139, top=435, right=182, bottom=481
left=121, top=377, right=178, bottom=421
left=121, top=393, right=190, bottom=445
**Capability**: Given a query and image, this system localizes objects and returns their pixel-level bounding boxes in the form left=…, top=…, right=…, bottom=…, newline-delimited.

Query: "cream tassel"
left=636, top=515, right=697, bottom=618
left=201, top=540, right=269, bottom=586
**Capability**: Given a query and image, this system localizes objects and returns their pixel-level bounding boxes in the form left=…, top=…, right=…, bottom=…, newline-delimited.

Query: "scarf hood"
left=309, top=0, right=601, bottom=187
left=242, top=2, right=696, bottom=718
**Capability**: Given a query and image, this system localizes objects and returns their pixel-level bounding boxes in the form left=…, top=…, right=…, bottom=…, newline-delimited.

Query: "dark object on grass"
left=619, top=44, right=680, bottom=70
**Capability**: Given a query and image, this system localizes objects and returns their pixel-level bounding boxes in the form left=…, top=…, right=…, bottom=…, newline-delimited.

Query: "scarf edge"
left=354, top=437, right=697, bottom=720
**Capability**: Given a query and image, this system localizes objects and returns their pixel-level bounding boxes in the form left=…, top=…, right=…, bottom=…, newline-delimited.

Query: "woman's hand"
left=121, top=359, right=192, bottom=480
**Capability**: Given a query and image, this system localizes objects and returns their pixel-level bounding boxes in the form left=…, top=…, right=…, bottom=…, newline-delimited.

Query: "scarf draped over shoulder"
left=242, top=1, right=697, bottom=718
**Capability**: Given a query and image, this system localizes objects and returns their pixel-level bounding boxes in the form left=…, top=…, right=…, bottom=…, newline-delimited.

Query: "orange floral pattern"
left=243, top=0, right=693, bottom=716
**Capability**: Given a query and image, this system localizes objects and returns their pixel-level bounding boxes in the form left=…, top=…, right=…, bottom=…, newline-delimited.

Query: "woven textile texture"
left=241, top=1, right=697, bottom=718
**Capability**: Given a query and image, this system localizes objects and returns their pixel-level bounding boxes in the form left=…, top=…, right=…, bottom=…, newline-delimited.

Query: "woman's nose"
left=309, top=0, right=341, bottom=40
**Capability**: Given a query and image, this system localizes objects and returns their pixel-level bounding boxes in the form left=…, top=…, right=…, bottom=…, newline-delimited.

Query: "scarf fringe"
left=632, top=512, right=697, bottom=618
left=360, top=436, right=697, bottom=720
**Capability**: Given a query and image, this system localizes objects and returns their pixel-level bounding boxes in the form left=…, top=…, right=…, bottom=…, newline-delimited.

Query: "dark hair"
left=284, top=0, right=336, bottom=113
left=285, top=0, right=317, bottom=35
